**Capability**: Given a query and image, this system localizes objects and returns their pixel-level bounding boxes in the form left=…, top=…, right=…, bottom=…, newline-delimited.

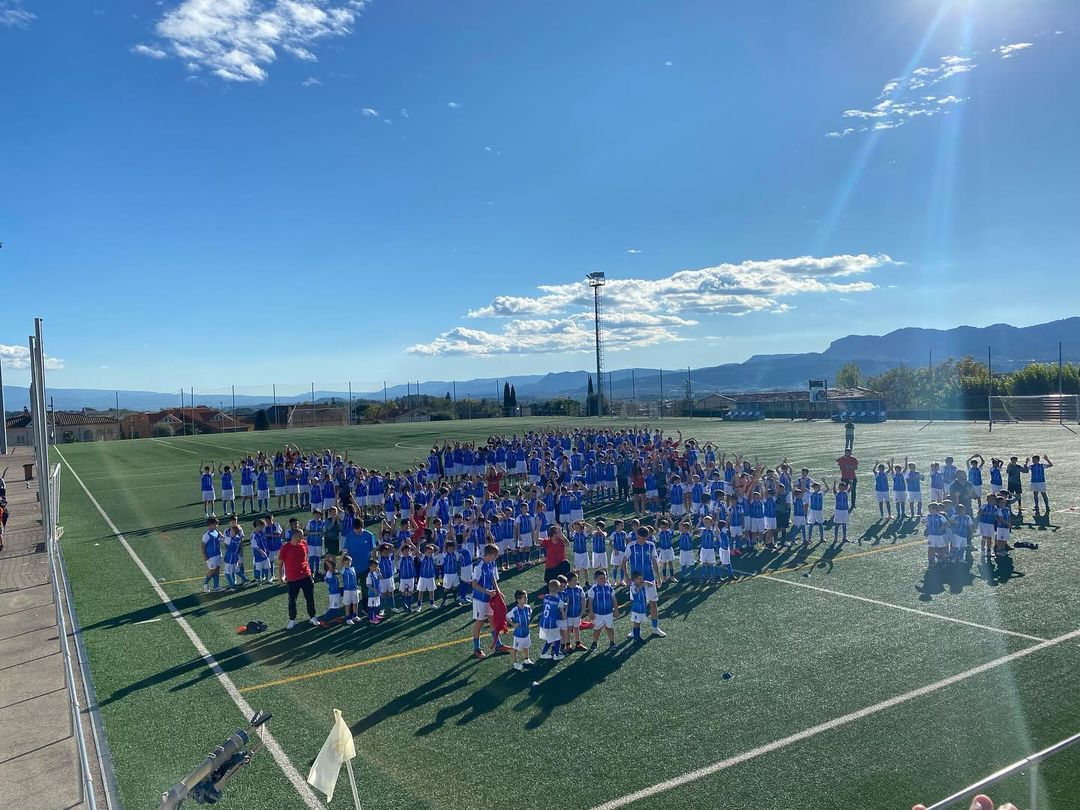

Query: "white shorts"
left=950, top=534, right=967, bottom=549
left=809, top=509, right=823, bottom=525
left=631, top=611, right=647, bottom=624
left=591, top=551, right=608, bottom=568
left=418, top=576, right=436, bottom=591
left=257, top=489, right=270, bottom=500
left=274, top=486, right=286, bottom=497
left=927, top=536, right=947, bottom=549
left=718, top=547, right=731, bottom=565
left=670, top=504, right=685, bottom=517
left=637, top=582, right=658, bottom=602
left=240, top=484, right=254, bottom=497
left=574, top=552, right=590, bottom=569
left=367, top=596, right=381, bottom=608
left=378, top=577, right=395, bottom=593
left=748, top=517, right=764, bottom=534
left=545, top=510, right=556, bottom=526
left=591, top=613, right=614, bottom=629
left=763, top=517, right=777, bottom=531
left=460, top=568, right=472, bottom=583
left=833, top=510, right=849, bottom=526
left=539, top=626, right=561, bottom=643
left=995, top=527, right=1010, bottom=541
left=206, top=556, right=221, bottom=569
left=679, top=549, right=695, bottom=567
left=657, top=548, right=674, bottom=563
left=529, top=475, right=541, bottom=485
left=610, top=550, right=625, bottom=566
left=513, top=462, right=527, bottom=475
left=570, top=509, right=584, bottom=523
left=400, top=580, right=415, bottom=594
left=971, top=485, right=983, bottom=499
left=343, top=589, right=359, bottom=606
left=201, top=489, right=215, bottom=501
left=907, top=491, right=922, bottom=504
left=443, top=573, right=460, bottom=589
left=931, top=488, right=944, bottom=503
left=472, top=600, right=491, bottom=621
left=498, top=541, right=514, bottom=555
left=792, top=515, right=805, bottom=527
left=730, top=525, right=743, bottom=537
left=519, top=535, right=534, bottom=548
left=512, top=635, right=531, bottom=650
left=876, top=491, right=890, bottom=503
left=327, top=593, right=341, bottom=609
left=566, top=617, right=581, bottom=629
left=1030, top=482, right=1046, bottom=493
left=646, top=489, right=657, bottom=499
left=978, top=523, right=995, bottom=538
left=699, top=548, right=716, bottom=564
left=557, top=619, right=567, bottom=630
left=221, top=488, right=235, bottom=501
left=224, top=562, right=238, bottom=575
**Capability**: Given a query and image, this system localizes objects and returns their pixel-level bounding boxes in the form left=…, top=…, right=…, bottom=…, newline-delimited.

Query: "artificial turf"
left=53, top=417, right=1080, bottom=809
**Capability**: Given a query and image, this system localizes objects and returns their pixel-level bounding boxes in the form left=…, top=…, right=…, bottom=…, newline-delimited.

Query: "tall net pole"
left=987, top=345, right=993, bottom=432
left=588, top=272, right=606, bottom=416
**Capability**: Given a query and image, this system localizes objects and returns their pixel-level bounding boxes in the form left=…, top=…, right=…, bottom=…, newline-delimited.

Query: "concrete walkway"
left=0, top=447, right=114, bottom=810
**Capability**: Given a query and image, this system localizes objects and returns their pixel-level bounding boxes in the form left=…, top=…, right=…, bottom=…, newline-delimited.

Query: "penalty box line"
left=591, top=625, right=1080, bottom=810
left=733, top=568, right=1046, bottom=642
left=56, top=448, right=326, bottom=810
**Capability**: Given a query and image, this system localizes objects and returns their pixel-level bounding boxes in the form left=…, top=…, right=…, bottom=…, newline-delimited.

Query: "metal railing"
left=30, top=319, right=100, bottom=810
left=921, top=731, right=1080, bottom=810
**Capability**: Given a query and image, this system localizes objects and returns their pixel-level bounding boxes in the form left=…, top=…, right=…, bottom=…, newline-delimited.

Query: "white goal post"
left=988, top=394, right=1080, bottom=425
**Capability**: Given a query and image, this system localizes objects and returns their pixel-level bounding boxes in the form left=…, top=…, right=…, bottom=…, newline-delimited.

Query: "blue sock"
left=225, top=574, right=235, bottom=588
left=211, top=573, right=220, bottom=589
left=633, top=626, right=641, bottom=639
left=491, top=630, right=499, bottom=647
left=368, top=607, right=376, bottom=620
left=652, top=618, right=659, bottom=629
left=542, top=642, right=551, bottom=655
left=203, top=574, right=212, bottom=587
left=552, top=641, right=561, bottom=656
left=473, top=637, right=481, bottom=651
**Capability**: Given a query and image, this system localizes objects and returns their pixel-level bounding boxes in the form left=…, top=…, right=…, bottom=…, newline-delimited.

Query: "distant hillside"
left=4, top=317, right=1078, bottom=411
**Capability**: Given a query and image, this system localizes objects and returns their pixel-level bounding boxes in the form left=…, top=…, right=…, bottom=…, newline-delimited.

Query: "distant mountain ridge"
left=4, top=318, right=1078, bottom=411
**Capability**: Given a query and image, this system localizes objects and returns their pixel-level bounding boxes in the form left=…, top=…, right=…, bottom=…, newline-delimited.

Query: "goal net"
left=988, top=394, right=1080, bottom=424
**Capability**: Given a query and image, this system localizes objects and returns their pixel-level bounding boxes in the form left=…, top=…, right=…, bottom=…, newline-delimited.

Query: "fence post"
left=1030, top=762, right=1039, bottom=810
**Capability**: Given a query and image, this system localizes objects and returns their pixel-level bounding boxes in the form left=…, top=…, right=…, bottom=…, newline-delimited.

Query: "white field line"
left=591, top=626, right=1080, bottom=810
left=150, top=438, right=199, bottom=455
left=57, top=449, right=325, bottom=810
left=733, top=569, right=1046, bottom=642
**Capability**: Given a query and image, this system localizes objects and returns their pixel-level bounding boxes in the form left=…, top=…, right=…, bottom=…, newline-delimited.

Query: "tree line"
left=834, top=358, right=1080, bottom=411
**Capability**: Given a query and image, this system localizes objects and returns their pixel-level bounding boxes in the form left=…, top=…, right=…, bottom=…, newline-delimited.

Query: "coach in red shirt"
left=836, top=449, right=859, bottom=509
left=540, top=525, right=571, bottom=587
left=278, top=528, right=319, bottom=629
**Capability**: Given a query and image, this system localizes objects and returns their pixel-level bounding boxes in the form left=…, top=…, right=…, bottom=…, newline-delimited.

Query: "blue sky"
left=2, top=0, right=1078, bottom=392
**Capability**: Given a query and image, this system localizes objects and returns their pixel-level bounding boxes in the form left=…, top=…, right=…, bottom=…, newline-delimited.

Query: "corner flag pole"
left=344, top=759, right=362, bottom=810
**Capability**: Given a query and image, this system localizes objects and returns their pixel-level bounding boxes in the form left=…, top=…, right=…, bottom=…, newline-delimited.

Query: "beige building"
left=5, top=409, right=121, bottom=445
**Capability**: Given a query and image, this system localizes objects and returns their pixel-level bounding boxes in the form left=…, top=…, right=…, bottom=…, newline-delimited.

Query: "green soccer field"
left=53, top=417, right=1080, bottom=810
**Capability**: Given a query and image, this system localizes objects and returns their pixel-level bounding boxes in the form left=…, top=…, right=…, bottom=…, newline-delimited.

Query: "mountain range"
left=3, top=318, right=1078, bottom=412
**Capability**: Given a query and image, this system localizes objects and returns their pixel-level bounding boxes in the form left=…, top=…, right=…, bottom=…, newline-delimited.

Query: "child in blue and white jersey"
left=417, top=544, right=438, bottom=610
left=906, top=462, right=924, bottom=519
left=790, top=490, right=808, bottom=545
left=440, top=539, right=460, bottom=608
left=923, top=503, right=948, bottom=564
left=222, top=521, right=247, bottom=589
left=832, top=481, right=850, bottom=543
left=570, top=521, right=590, bottom=577
left=507, top=590, right=534, bottom=670
left=586, top=570, right=617, bottom=650
left=340, top=555, right=360, bottom=625
left=199, top=466, right=216, bottom=517
left=318, top=557, right=342, bottom=625
left=717, top=521, right=734, bottom=579
left=273, top=465, right=287, bottom=510
left=201, top=518, right=224, bottom=592
left=589, top=519, right=608, bottom=574
left=366, top=561, right=382, bottom=624
left=1028, top=454, right=1054, bottom=516
left=874, top=463, right=891, bottom=517
left=219, top=466, right=236, bottom=515
left=375, top=543, right=397, bottom=613
left=398, top=544, right=418, bottom=612
left=563, top=572, right=586, bottom=651
left=305, top=510, right=324, bottom=576
left=949, top=504, right=972, bottom=563
left=238, top=463, right=256, bottom=515
left=538, top=579, right=566, bottom=661
left=655, top=518, right=676, bottom=581
left=977, top=494, right=998, bottom=559
left=891, top=462, right=907, bottom=518
left=609, top=519, right=628, bottom=586
left=929, top=463, right=945, bottom=504
left=628, top=573, right=651, bottom=642
left=697, top=516, right=718, bottom=582
left=967, top=455, right=985, bottom=501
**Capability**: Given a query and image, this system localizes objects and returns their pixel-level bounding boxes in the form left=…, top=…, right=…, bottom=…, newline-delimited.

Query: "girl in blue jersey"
left=376, top=543, right=398, bottom=613
left=398, top=544, right=418, bottom=612
left=949, top=504, right=972, bottom=563
left=923, top=503, right=948, bottom=564
left=222, top=522, right=247, bottom=589
left=366, top=561, right=383, bottom=624
left=697, top=516, right=718, bottom=582
left=609, top=519, right=628, bottom=586
left=589, top=519, right=608, bottom=576
left=1028, top=454, right=1053, bottom=516
left=586, top=570, right=617, bottom=650
left=905, top=463, right=924, bottom=519
left=967, top=454, right=985, bottom=503
left=563, top=572, right=587, bottom=652
left=791, top=489, right=808, bottom=545
left=273, top=465, right=287, bottom=510
left=656, top=518, right=676, bottom=582
left=417, top=544, right=438, bottom=610
left=250, top=519, right=270, bottom=582
left=440, top=540, right=460, bottom=608
left=199, top=466, right=216, bottom=517
left=890, top=460, right=907, bottom=520
left=340, top=555, right=360, bottom=624
left=305, top=510, right=324, bottom=576
left=219, top=465, right=235, bottom=516
left=239, top=462, right=256, bottom=515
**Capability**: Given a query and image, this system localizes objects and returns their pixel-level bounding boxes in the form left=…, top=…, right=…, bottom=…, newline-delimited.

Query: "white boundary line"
left=591, top=626, right=1080, bottom=810
left=56, top=449, right=325, bottom=810
left=150, top=438, right=199, bottom=455
left=734, top=569, right=1046, bottom=642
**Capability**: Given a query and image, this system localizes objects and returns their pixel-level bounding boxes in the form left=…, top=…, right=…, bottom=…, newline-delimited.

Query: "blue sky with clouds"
left=1, top=0, right=1078, bottom=391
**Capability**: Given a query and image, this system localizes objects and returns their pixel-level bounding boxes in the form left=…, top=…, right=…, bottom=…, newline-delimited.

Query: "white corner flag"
left=307, top=709, right=360, bottom=807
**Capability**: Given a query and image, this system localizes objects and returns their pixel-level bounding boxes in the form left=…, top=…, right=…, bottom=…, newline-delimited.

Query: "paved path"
left=0, top=447, right=113, bottom=810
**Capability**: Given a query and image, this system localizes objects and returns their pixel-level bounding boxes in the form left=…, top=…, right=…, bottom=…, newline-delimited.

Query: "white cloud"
left=447, top=101, right=461, bottom=109
left=132, top=43, right=168, bottom=59
left=826, top=127, right=855, bottom=138
left=0, top=344, right=64, bottom=370
left=664, top=60, right=672, bottom=67
left=411, top=253, right=895, bottom=356
left=625, top=249, right=643, bottom=254
left=360, top=107, right=379, bottom=117
left=400, top=107, right=409, bottom=118
left=0, top=0, right=34, bottom=27
left=302, top=76, right=321, bottom=86
left=138, top=0, right=366, bottom=83
left=996, top=42, right=1033, bottom=59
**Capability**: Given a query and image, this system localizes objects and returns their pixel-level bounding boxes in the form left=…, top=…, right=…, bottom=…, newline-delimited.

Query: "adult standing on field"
left=279, top=528, right=319, bottom=629
left=540, top=524, right=571, bottom=587
left=844, top=418, right=855, bottom=452
left=836, top=449, right=859, bottom=510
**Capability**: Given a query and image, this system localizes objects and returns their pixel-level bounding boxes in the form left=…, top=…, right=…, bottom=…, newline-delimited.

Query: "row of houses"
left=4, top=403, right=350, bottom=446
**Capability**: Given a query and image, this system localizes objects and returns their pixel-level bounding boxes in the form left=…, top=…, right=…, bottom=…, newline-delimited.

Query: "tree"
left=509, top=385, right=517, bottom=411
left=835, top=361, right=862, bottom=389
left=502, top=382, right=512, bottom=415
left=586, top=375, right=596, bottom=416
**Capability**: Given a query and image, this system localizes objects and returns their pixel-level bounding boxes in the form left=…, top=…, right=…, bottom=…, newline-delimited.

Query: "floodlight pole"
left=987, top=345, right=993, bottom=432
left=0, top=353, right=8, bottom=454
left=587, top=272, right=606, bottom=417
